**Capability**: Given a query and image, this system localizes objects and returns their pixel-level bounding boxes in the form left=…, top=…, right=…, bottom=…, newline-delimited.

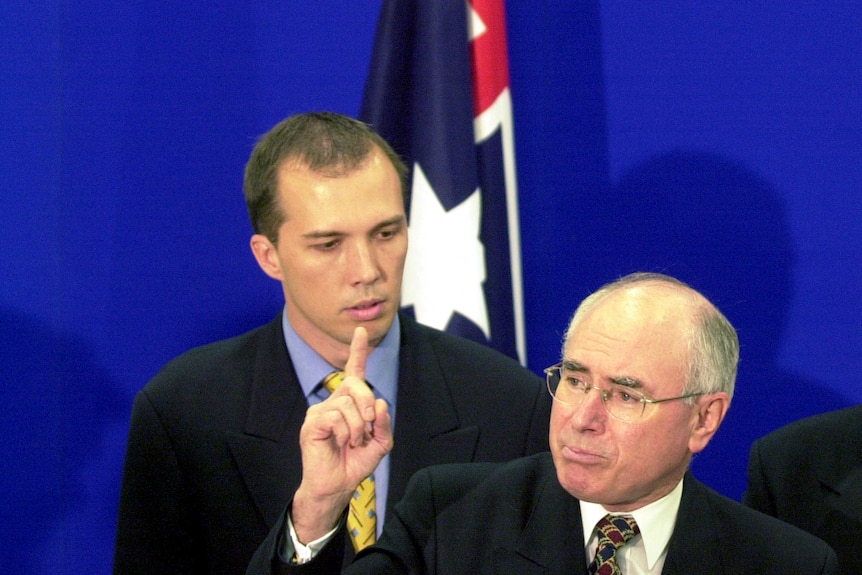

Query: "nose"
left=569, top=385, right=608, bottom=430
left=349, top=240, right=381, bottom=286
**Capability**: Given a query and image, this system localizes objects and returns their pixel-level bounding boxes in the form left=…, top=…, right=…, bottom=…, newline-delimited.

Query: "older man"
left=253, top=272, right=838, bottom=574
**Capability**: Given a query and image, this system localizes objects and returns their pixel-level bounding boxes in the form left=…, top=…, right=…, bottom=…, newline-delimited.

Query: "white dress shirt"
left=580, top=478, right=684, bottom=574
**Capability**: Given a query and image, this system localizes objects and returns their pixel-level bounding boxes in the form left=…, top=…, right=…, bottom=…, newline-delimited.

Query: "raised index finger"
left=344, top=326, right=369, bottom=383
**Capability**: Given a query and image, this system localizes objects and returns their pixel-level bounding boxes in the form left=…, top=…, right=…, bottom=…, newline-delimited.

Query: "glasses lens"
left=545, top=365, right=583, bottom=407
left=545, top=364, right=646, bottom=422
left=603, top=389, right=645, bottom=422
left=545, top=366, right=561, bottom=401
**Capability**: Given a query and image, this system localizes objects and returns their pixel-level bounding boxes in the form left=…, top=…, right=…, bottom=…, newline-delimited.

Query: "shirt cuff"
left=283, top=512, right=340, bottom=564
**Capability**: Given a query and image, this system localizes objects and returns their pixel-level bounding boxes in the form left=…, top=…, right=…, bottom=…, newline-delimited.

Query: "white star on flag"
left=468, top=3, right=487, bottom=39
left=361, top=0, right=524, bottom=362
left=401, top=162, right=490, bottom=339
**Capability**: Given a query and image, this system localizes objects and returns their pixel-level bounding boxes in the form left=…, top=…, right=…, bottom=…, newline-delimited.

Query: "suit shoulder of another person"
left=682, top=476, right=839, bottom=570
left=753, top=404, right=862, bottom=461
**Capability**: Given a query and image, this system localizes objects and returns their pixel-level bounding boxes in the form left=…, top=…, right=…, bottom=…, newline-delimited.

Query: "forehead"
left=275, top=149, right=403, bottom=219
left=564, top=286, right=692, bottom=388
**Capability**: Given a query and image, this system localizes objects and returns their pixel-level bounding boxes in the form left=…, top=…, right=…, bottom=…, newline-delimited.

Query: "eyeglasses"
left=543, top=363, right=705, bottom=422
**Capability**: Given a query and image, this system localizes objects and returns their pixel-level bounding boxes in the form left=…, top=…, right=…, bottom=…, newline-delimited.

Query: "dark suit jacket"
left=113, top=313, right=551, bottom=575
left=744, top=404, right=862, bottom=575
left=267, top=453, right=838, bottom=575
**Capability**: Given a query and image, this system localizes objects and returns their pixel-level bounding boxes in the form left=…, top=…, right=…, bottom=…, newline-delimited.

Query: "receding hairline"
left=276, top=142, right=395, bottom=179
left=562, top=273, right=738, bottom=400
left=566, top=275, right=711, bottom=339
left=271, top=143, right=406, bottom=231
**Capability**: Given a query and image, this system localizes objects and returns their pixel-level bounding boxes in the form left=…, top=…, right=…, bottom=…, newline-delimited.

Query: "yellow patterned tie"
left=322, top=371, right=377, bottom=551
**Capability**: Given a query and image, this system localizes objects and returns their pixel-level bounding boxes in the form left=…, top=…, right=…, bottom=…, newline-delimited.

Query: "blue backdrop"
left=2, top=2, right=860, bottom=572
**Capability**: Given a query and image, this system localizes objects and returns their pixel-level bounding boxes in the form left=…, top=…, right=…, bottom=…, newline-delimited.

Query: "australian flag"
left=360, top=0, right=526, bottom=364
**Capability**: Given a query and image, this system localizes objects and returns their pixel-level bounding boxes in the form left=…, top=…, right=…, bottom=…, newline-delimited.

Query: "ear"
left=250, top=234, right=284, bottom=281
left=688, top=392, right=730, bottom=454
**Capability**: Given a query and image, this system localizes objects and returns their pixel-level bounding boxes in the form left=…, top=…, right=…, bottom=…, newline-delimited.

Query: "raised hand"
left=291, top=326, right=393, bottom=543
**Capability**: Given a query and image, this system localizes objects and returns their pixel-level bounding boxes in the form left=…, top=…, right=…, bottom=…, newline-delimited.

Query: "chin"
left=364, top=323, right=390, bottom=346
left=341, top=321, right=382, bottom=348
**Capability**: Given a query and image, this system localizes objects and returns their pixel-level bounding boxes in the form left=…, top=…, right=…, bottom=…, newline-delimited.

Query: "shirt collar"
left=580, top=477, right=683, bottom=570
left=281, top=308, right=400, bottom=408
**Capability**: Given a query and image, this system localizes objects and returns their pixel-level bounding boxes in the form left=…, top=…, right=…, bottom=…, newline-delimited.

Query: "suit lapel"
left=227, top=316, right=308, bottom=527
left=804, top=411, right=862, bottom=559
left=807, top=405, right=862, bottom=538
left=816, top=465, right=862, bottom=566
left=661, top=474, right=725, bottom=575
left=820, top=461, right=862, bottom=518
left=797, top=409, right=862, bottom=573
left=496, top=457, right=586, bottom=574
left=386, top=316, right=481, bottom=513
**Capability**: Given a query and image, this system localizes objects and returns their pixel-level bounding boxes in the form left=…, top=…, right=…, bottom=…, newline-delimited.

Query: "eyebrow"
left=562, top=359, right=644, bottom=389
left=302, top=215, right=405, bottom=240
left=303, top=229, right=342, bottom=240
left=608, top=376, right=644, bottom=390
left=372, top=215, right=406, bottom=233
left=561, top=359, right=589, bottom=373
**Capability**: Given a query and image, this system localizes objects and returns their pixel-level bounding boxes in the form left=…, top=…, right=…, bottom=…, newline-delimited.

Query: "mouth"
left=560, top=445, right=606, bottom=465
left=345, top=299, right=386, bottom=322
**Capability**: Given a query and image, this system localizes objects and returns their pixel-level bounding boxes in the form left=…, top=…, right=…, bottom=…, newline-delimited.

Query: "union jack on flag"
left=361, top=0, right=526, bottom=363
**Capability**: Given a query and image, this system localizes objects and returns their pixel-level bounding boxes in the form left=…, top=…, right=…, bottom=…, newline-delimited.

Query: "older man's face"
left=549, top=285, right=709, bottom=511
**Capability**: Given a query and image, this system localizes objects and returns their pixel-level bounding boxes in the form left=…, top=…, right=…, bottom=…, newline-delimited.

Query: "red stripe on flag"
left=470, top=0, right=511, bottom=116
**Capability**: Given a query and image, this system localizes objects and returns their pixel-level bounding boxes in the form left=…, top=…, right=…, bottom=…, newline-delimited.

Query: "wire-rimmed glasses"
left=543, top=362, right=705, bottom=422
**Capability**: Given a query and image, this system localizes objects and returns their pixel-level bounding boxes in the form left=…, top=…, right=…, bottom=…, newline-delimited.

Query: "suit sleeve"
left=245, top=497, right=411, bottom=575
left=343, top=468, right=437, bottom=575
left=245, top=506, right=349, bottom=575
left=252, top=468, right=441, bottom=575
left=244, top=507, right=286, bottom=575
left=114, top=390, right=203, bottom=574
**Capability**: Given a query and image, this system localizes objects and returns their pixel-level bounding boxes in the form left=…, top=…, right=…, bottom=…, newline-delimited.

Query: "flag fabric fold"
left=361, top=0, right=526, bottom=364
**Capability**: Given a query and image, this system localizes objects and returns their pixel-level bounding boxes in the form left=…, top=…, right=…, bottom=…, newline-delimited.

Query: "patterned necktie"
left=587, top=514, right=640, bottom=575
left=322, top=371, right=377, bottom=551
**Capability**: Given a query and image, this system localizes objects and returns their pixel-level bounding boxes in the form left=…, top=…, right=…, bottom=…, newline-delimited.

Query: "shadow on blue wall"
left=0, top=309, right=129, bottom=573
left=574, top=150, right=848, bottom=498
left=513, top=0, right=611, bottom=375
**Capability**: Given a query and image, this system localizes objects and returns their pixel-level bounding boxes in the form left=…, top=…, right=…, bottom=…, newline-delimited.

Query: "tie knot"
left=322, top=371, right=344, bottom=394
left=595, top=514, right=639, bottom=548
